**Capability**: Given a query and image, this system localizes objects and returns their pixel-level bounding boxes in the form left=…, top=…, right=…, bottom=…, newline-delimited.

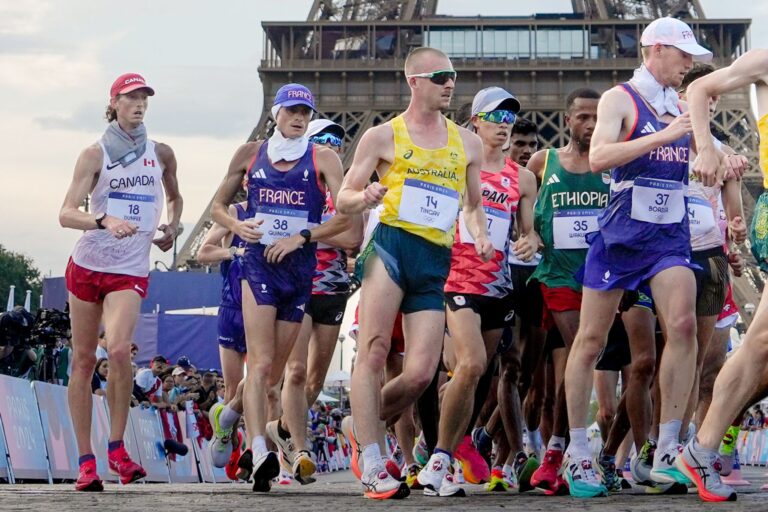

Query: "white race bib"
left=553, top=209, right=600, bottom=249
left=630, top=177, right=685, bottom=224
left=106, top=192, right=156, bottom=232
left=397, top=179, right=460, bottom=232
left=458, top=206, right=511, bottom=251
left=253, top=207, right=308, bottom=245
left=687, top=196, right=717, bottom=237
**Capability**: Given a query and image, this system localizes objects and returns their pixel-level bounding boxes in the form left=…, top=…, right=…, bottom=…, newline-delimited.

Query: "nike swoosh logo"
left=106, top=162, right=121, bottom=170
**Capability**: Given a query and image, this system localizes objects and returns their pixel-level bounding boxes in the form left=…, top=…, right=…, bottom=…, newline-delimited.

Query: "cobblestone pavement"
left=2, top=467, right=767, bottom=511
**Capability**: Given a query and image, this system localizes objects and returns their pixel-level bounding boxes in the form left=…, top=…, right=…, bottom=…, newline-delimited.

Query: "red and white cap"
left=110, top=73, right=155, bottom=98
left=641, top=17, right=712, bottom=62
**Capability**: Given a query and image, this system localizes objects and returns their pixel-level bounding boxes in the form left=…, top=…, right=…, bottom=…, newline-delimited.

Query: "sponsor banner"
left=128, top=406, right=170, bottom=482
left=167, top=411, right=198, bottom=483
left=0, top=375, right=50, bottom=481
left=32, top=381, right=78, bottom=480
left=0, top=414, right=11, bottom=481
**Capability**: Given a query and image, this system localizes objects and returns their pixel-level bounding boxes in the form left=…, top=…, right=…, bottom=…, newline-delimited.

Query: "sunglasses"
left=406, top=69, right=457, bottom=85
left=477, top=110, right=517, bottom=125
left=309, top=133, right=343, bottom=147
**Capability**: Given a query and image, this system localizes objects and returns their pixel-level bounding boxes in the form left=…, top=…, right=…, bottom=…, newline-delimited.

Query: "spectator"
left=129, top=342, right=139, bottom=361
left=95, top=331, right=108, bottom=360
left=150, top=355, right=169, bottom=377
left=133, top=368, right=161, bottom=408
left=91, top=358, right=109, bottom=396
left=196, top=371, right=218, bottom=413
left=55, top=339, right=72, bottom=386
left=176, top=355, right=195, bottom=375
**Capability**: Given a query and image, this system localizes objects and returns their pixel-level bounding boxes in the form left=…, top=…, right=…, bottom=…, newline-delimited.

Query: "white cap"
left=307, top=119, right=345, bottom=139
left=471, top=87, right=521, bottom=116
left=641, top=17, right=713, bottom=62
left=135, top=368, right=158, bottom=393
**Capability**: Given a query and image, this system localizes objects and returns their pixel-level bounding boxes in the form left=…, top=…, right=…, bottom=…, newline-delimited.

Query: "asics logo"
left=432, top=460, right=443, bottom=471
left=403, top=150, right=413, bottom=159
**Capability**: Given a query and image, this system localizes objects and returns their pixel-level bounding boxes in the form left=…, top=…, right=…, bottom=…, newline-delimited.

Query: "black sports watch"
left=299, top=229, right=312, bottom=245
left=95, top=212, right=107, bottom=229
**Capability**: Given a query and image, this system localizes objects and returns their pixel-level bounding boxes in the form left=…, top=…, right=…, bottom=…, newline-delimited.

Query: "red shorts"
left=540, top=284, right=582, bottom=330
left=351, top=306, right=405, bottom=355
left=65, top=258, right=149, bottom=303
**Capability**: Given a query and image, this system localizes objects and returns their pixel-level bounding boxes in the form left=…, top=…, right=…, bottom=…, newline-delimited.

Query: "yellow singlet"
left=379, top=115, right=467, bottom=248
left=759, top=113, right=768, bottom=188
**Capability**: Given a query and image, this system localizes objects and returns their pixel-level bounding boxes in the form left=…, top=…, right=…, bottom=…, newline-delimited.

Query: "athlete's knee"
left=107, top=342, right=131, bottom=365
left=629, top=354, right=656, bottom=386
left=285, top=359, right=307, bottom=388
left=455, top=355, right=487, bottom=383
left=501, top=360, right=521, bottom=386
left=246, top=359, right=272, bottom=385
left=665, top=312, right=697, bottom=344
left=356, top=333, right=391, bottom=370
left=72, top=353, right=97, bottom=376
left=400, top=367, right=435, bottom=396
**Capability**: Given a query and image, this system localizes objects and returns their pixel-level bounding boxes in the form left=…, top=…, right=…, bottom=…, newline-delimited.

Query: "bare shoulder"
left=457, top=127, right=483, bottom=157
left=526, top=149, right=548, bottom=174
left=80, top=141, right=103, bottom=164
left=154, top=141, right=176, bottom=166
left=600, top=86, right=633, bottom=112
left=518, top=166, right=537, bottom=187
left=363, top=122, right=394, bottom=145
left=314, top=145, right=343, bottom=171
left=231, top=140, right=263, bottom=168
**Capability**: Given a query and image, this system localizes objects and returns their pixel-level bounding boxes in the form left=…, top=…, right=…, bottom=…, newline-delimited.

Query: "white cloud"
left=0, top=0, right=51, bottom=35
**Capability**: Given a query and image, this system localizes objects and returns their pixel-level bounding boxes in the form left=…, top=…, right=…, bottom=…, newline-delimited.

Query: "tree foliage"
left=0, top=244, right=42, bottom=313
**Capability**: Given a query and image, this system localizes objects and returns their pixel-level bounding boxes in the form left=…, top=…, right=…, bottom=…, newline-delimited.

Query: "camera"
left=29, top=308, right=71, bottom=348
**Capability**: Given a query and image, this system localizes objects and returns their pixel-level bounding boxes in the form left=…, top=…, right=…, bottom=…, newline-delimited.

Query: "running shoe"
left=718, top=425, right=740, bottom=476
left=413, top=432, right=429, bottom=467
left=676, top=440, right=737, bottom=502
left=278, top=468, right=292, bottom=485
left=650, top=444, right=692, bottom=485
left=563, top=454, right=608, bottom=498
left=514, top=451, right=539, bottom=492
left=630, top=440, right=655, bottom=486
left=362, top=466, right=410, bottom=500
left=292, top=449, right=317, bottom=485
left=454, top=434, right=490, bottom=484
left=530, top=448, right=563, bottom=492
left=266, top=419, right=296, bottom=470
left=385, top=457, right=402, bottom=480
left=225, top=430, right=244, bottom=481
left=472, top=426, right=493, bottom=466
left=251, top=451, right=280, bottom=492
left=108, top=447, right=146, bottom=485
left=485, top=467, right=509, bottom=492
left=418, top=453, right=465, bottom=497
left=341, top=416, right=363, bottom=480
left=599, top=453, right=621, bottom=493
left=75, top=459, right=103, bottom=492
left=405, top=463, right=422, bottom=489
left=236, top=448, right=254, bottom=481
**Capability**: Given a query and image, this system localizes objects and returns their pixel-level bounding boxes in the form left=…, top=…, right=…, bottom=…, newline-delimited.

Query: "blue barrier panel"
left=129, top=406, right=170, bottom=482
left=89, top=395, right=115, bottom=480
left=0, top=375, right=50, bottom=481
left=32, top=382, right=78, bottom=480
left=0, top=414, right=11, bottom=482
left=167, top=410, right=198, bottom=483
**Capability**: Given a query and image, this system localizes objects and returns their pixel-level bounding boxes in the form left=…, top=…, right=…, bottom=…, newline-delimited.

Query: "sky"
left=2, top=0, right=767, bottom=279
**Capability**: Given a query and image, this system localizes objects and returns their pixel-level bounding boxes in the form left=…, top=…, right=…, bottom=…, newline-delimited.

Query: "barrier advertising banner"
left=32, top=381, right=78, bottom=480
left=0, top=375, right=50, bottom=481
left=0, top=414, right=11, bottom=482
left=129, top=406, right=170, bottom=482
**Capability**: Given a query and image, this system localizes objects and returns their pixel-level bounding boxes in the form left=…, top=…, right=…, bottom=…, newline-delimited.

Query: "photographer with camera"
left=0, top=306, right=37, bottom=378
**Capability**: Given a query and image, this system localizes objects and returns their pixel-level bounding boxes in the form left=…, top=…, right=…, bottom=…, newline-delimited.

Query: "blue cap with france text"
left=273, top=83, right=316, bottom=111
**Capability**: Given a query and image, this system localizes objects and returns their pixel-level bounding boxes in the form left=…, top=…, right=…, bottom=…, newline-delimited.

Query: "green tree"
left=0, top=244, right=42, bottom=313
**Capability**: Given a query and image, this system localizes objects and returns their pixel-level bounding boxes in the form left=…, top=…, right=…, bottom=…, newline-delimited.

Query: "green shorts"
left=356, top=223, right=451, bottom=314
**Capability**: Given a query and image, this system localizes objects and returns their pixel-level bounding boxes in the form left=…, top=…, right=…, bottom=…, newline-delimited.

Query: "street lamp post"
left=338, top=333, right=345, bottom=371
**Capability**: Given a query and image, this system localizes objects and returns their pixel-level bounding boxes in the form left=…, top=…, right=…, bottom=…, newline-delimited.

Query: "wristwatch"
left=95, top=212, right=107, bottom=230
left=299, top=229, right=312, bottom=245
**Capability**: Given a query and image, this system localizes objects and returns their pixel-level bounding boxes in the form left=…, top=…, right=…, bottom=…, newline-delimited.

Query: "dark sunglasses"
left=477, top=110, right=517, bottom=125
left=407, top=69, right=457, bottom=85
left=309, top=133, right=343, bottom=147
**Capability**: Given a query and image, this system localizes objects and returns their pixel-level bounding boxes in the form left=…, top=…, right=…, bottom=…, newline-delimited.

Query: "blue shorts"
left=218, top=305, right=246, bottom=353
left=581, top=231, right=697, bottom=292
left=241, top=256, right=312, bottom=323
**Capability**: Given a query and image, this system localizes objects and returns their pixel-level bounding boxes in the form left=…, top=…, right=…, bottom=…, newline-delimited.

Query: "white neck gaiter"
left=266, top=105, right=310, bottom=163
left=628, top=65, right=681, bottom=117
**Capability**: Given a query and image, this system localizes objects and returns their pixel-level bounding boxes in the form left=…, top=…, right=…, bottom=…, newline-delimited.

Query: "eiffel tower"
left=176, top=0, right=762, bottom=321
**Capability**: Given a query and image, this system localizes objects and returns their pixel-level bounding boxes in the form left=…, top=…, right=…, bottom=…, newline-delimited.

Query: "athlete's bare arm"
left=513, top=167, right=541, bottom=261
left=197, top=204, right=242, bottom=265
left=311, top=146, right=363, bottom=249
left=336, top=125, right=394, bottom=214
left=689, top=49, right=768, bottom=186
left=154, top=143, right=183, bottom=252
left=59, top=143, right=138, bottom=239
left=526, top=150, right=548, bottom=183
left=211, top=142, right=263, bottom=244
left=264, top=146, right=361, bottom=263
left=589, top=87, right=692, bottom=173
left=459, top=129, right=494, bottom=262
